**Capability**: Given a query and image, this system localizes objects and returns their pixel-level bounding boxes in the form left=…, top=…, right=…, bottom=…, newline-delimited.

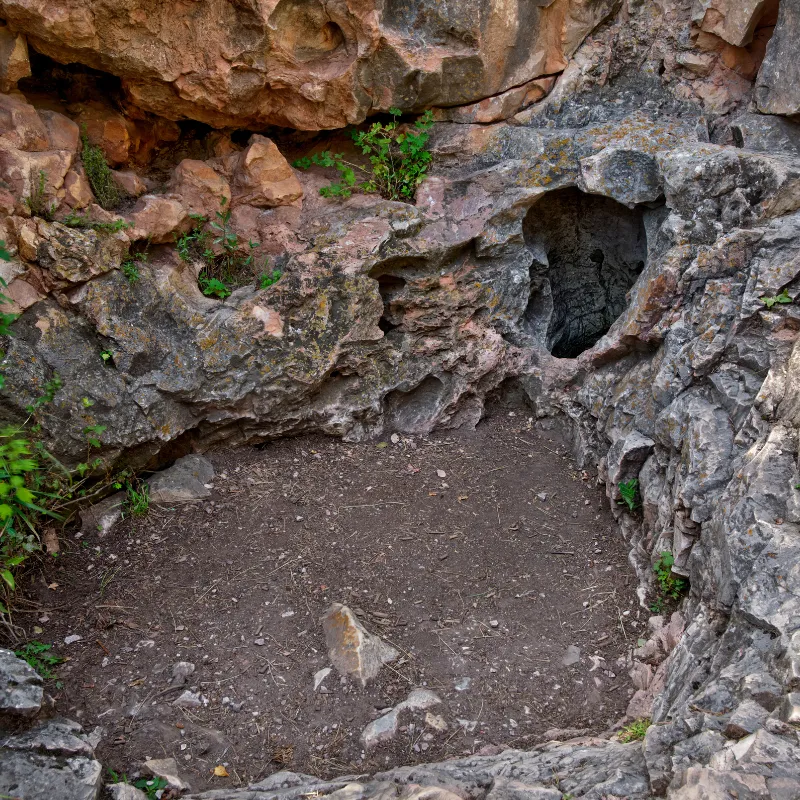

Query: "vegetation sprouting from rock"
left=81, top=133, right=121, bottom=209
left=294, top=108, right=434, bottom=201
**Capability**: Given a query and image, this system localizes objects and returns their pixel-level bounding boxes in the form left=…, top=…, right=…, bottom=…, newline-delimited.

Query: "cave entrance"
left=523, top=188, right=648, bottom=359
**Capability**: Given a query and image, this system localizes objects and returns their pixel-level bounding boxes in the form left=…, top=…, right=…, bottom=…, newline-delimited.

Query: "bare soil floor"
left=15, top=408, right=644, bottom=792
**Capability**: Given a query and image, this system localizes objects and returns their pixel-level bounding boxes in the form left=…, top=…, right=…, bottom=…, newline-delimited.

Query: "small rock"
left=173, top=691, right=203, bottom=709
left=391, top=433, right=400, bottom=444
left=147, top=455, right=215, bottom=504
left=253, top=638, right=265, bottom=646
left=454, top=677, right=471, bottom=691
left=170, top=661, right=195, bottom=686
left=425, top=712, right=448, bottom=732
left=64, top=634, right=83, bottom=645
left=143, top=757, right=191, bottom=791
left=457, top=718, right=478, bottom=733
left=361, top=689, right=441, bottom=748
left=562, top=645, right=581, bottom=666
left=321, top=603, right=398, bottom=686
left=314, top=667, right=332, bottom=692
left=489, top=619, right=499, bottom=628
left=537, top=492, right=548, bottom=501
left=106, top=785, right=148, bottom=800
left=437, top=469, right=447, bottom=478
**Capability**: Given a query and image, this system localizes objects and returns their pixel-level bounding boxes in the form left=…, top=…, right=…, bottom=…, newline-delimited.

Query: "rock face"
left=0, top=0, right=617, bottom=130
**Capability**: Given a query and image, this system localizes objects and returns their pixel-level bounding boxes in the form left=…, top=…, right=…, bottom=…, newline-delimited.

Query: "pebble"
left=537, top=492, right=548, bottom=501
left=489, top=619, right=499, bottom=628
left=64, top=634, right=83, bottom=645
left=562, top=645, right=581, bottom=666
left=454, top=677, right=471, bottom=691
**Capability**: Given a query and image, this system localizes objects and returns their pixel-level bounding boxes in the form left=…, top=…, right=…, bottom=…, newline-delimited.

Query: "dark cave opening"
left=523, top=187, right=649, bottom=359
left=372, top=272, right=407, bottom=333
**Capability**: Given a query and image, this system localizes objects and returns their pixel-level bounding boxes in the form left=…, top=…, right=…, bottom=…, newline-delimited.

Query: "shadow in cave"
left=523, top=187, right=649, bottom=359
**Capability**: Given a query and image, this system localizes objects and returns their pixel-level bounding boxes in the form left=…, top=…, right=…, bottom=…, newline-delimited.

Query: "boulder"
left=111, top=169, right=147, bottom=198
left=0, top=91, right=48, bottom=151
left=74, top=101, right=131, bottom=166
left=169, top=159, right=230, bottom=217
left=146, top=454, right=215, bottom=504
left=229, top=136, right=303, bottom=209
left=128, top=194, right=189, bottom=243
left=38, top=109, right=80, bottom=153
left=321, top=603, right=398, bottom=686
left=0, top=647, right=43, bottom=717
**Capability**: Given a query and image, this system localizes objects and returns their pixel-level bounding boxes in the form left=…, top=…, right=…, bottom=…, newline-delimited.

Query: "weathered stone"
left=360, top=689, right=441, bottom=749
left=63, top=168, right=94, bottom=208
left=0, top=25, right=30, bottom=91
left=0, top=91, right=48, bottom=151
left=35, top=219, right=127, bottom=283
left=107, top=784, right=148, bottom=800
left=74, top=102, right=131, bottom=166
left=79, top=491, right=124, bottom=537
left=0, top=0, right=619, bottom=130
left=38, top=109, right=80, bottom=153
left=127, top=194, right=189, bottom=244
left=755, top=0, right=800, bottom=116
left=143, top=757, right=191, bottom=791
left=724, top=700, right=770, bottom=739
left=146, top=454, right=214, bottom=504
left=169, top=159, right=230, bottom=217
left=111, top=169, right=147, bottom=198
left=228, top=136, right=303, bottom=209
left=670, top=767, right=769, bottom=799
left=321, top=603, right=398, bottom=686
left=0, top=646, right=43, bottom=717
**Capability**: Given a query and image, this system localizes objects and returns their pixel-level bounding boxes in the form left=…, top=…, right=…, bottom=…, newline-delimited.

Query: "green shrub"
left=653, top=550, right=687, bottom=600
left=258, top=268, right=282, bottom=289
left=14, top=640, right=63, bottom=679
left=81, top=134, right=121, bottom=210
left=619, top=718, right=651, bottom=742
left=618, top=478, right=639, bottom=512
left=293, top=108, right=434, bottom=201
left=178, top=198, right=263, bottom=300
left=24, top=170, right=56, bottom=220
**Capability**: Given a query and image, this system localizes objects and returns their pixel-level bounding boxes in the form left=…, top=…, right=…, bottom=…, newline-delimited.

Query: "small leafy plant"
left=81, top=133, right=121, bottom=210
left=107, top=771, right=168, bottom=800
left=14, top=640, right=64, bottom=680
left=124, top=480, right=150, bottom=517
left=62, top=211, right=131, bottom=234
left=760, top=289, right=792, bottom=309
left=258, top=269, right=282, bottom=289
left=617, top=479, right=639, bottom=513
left=619, top=718, right=651, bottom=743
left=100, top=349, right=114, bottom=366
left=24, top=170, right=56, bottom=220
left=179, top=198, right=264, bottom=299
left=653, top=550, right=687, bottom=600
left=121, top=250, right=147, bottom=284
left=293, top=108, right=435, bottom=201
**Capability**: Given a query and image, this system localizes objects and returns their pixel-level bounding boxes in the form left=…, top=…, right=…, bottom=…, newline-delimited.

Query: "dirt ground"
left=11, top=407, right=645, bottom=793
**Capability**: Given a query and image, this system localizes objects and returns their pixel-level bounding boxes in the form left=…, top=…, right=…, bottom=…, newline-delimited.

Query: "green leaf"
left=1, top=569, right=15, bottom=589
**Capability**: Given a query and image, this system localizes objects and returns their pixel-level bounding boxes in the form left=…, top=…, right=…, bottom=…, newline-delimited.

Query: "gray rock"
left=170, top=660, right=196, bottom=686
left=79, top=491, right=124, bottom=537
left=561, top=645, right=581, bottom=667
left=0, top=750, right=103, bottom=800
left=147, top=454, right=215, bottom=504
left=724, top=700, right=770, bottom=739
left=756, top=0, right=800, bottom=116
left=0, top=646, right=43, bottom=717
left=361, top=689, right=441, bottom=749
left=107, top=785, right=149, bottom=800
left=143, top=757, right=191, bottom=791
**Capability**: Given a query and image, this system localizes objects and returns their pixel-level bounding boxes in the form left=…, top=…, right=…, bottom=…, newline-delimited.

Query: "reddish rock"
left=63, top=169, right=93, bottom=208
left=168, top=159, right=230, bottom=218
left=74, top=102, right=131, bottom=165
left=0, top=0, right=618, bottom=130
left=0, top=144, right=73, bottom=211
left=0, top=26, right=30, bottom=92
left=128, top=194, right=189, bottom=244
left=38, top=110, right=80, bottom=153
left=0, top=92, right=48, bottom=151
left=111, top=170, right=146, bottom=197
left=229, top=136, right=303, bottom=209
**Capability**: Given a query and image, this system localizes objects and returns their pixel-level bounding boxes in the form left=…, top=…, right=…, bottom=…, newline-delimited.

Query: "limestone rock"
left=146, top=454, right=215, bottom=504
left=63, top=168, right=94, bottom=208
left=107, top=784, right=148, bottom=800
left=0, top=91, right=48, bottom=151
left=0, top=0, right=618, bottom=130
left=756, top=0, right=800, bottom=116
left=321, top=603, right=398, bottom=686
left=0, top=646, right=43, bottom=717
left=79, top=491, right=124, bottom=537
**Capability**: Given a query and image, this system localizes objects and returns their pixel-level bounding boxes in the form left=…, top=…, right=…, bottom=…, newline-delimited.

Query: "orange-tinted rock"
left=0, top=0, right=618, bottom=130
left=37, top=109, right=80, bottom=152
left=0, top=25, right=31, bottom=92
left=694, top=0, right=778, bottom=47
left=0, top=144, right=73, bottom=211
left=168, top=159, right=230, bottom=218
left=74, top=102, right=131, bottom=165
left=128, top=194, right=188, bottom=244
left=63, top=169, right=93, bottom=208
left=111, top=169, right=146, bottom=197
left=0, top=92, right=48, bottom=151
left=229, top=136, right=303, bottom=209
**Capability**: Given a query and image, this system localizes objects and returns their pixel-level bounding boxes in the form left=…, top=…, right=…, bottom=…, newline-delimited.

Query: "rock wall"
left=0, top=0, right=800, bottom=799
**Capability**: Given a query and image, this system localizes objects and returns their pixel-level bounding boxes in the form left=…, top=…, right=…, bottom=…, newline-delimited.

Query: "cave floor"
left=19, top=408, right=643, bottom=792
